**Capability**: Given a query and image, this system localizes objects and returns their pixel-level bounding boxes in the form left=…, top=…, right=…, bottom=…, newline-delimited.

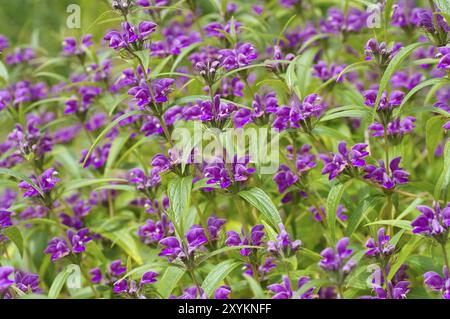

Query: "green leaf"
left=299, top=247, right=322, bottom=261
left=320, top=106, right=370, bottom=122
left=156, top=266, right=185, bottom=298
left=167, top=176, right=193, bottom=233
left=81, top=110, right=143, bottom=167
left=134, top=50, right=150, bottom=72
left=277, top=14, right=297, bottom=45
left=201, top=260, right=241, bottom=297
left=364, top=219, right=413, bottom=231
left=238, top=187, right=282, bottom=228
left=397, top=78, right=446, bottom=113
left=244, top=275, right=266, bottom=299
left=48, top=264, right=79, bottom=299
left=170, top=43, right=202, bottom=72
left=0, top=168, right=44, bottom=197
left=0, top=61, right=9, bottom=83
left=198, top=245, right=262, bottom=264
left=373, top=42, right=430, bottom=120
left=345, top=196, right=383, bottom=237
left=63, top=178, right=127, bottom=192
left=285, top=48, right=318, bottom=99
left=387, top=236, right=420, bottom=281
left=434, top=141, right=450, bottom=200
left=151, top=55, right=173, bottom=77
left=96, top=229, right=143, bottom=264
left=104, top=134, right=129, bottom=176
left=326, top=183, right=348, bottom=244
left=426, top=116, right=447, bottom=162
left=2, top=226, right=24, bottom=257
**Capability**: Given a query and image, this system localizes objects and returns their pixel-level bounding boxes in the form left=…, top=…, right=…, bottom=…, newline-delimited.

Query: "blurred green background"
left=0, top=0, right=112, bottom=52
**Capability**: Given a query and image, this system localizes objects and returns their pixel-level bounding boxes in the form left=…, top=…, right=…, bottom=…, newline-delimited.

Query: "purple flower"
left=5, top=47, right=36, bottom=65
left=62, top=35, right=93, bottom=56
left=313, top=61, right=346, bottom=82
left=309, top=205, right=347, bottom=223
left=267, top=223, right=301, bottom=256
left=364, top=157, right=409, bottom=189
left=424, top=266, right=450, bottom=299
left=320, top=8, right=367, bottom=34
left=80, top=144, right=111, bottom=169
left=110, top=260, right=127, bottom=277
left=104, top=21, right=157, bottom=51
left=443, top=121, right=450, bottom=130
left=320, top=141, right=368, bottom=180
left=128, top=168, right=161, bottom=191
left=366, top=281, right=410, bottom=299
left=411, top=202, right=450, bottom=238
left=273, top=94, right=327, bottom=131
left=138, top=215, right=173, bottom=245
left=219, top=43, right=258, bottom=70
left=206, top=216, right=226, bottom=241
left=365, top=228, right=395, bottom=256
left=214, top=285, right=231, bottom=299
left=67, top=228, right=92, bottom=253
left=7, top=118, right=53, bottom=160
left=225, top=224, right=264, bottom=256
left=85, top=113, right=107, bottom=132
left=44, top=228, right=91, bottom=261
left=140, top=271, right=159, bottom=285
left=268, top=275, right=315, bottom=299
left=89, top=268, right=102, bottom=284
left=234, top=91, right=279, bottom=127
left=319, top=237, right=355, bottom=274
left=364, top=38, right=403, bottom=66
left=368, top=117, right=416, bottom=138
left=0, top=211, right=13, bottom=229
left=18, top=168, right=60, bottom=198
left=273, top=165, right=298, bottom=193
left=0, top=34, right=9, bottom=51
left=128, top=77, right=174, bottom=108
left=113, top=279, right=128, bottom=293
left=175, top=286, right=207, bottom=299
left=204, top=21, right=241, bottom=39
left=391, top=71, right=423, bottom=90
left=184, top=95, right=236, bottom=126
left=204, top=155, right=255, bottom=189
left=0, top=266, right=14, bottom=293
left=363, top=90, right=404, bottom=110
left=159, top=225, right=208, bottom=260
left=13, top=270, right=42, bottom=295
left=44, top=237, right=70, bottom=261
left=0, top=189, right=16, bottom=210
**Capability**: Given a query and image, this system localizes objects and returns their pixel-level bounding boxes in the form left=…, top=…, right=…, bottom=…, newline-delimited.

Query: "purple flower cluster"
left=44, top=228, right=92, bottom=261
left=320, top=141, right=368, bottom=180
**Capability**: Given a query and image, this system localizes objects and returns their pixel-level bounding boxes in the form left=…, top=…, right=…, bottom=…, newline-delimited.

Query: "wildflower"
left=365, top=228, right=395, bottom=257
left=424, top=266, right=450, bottom=299
left=219, top=43, right=258, bottom=71
left=320, top=141, right=368, bottom=180
left=411, top=202, right=450, bottom=239
left=225, top=225, right=265, bottom=256
left=159, top=225, right=208, bottom=260
left=18, top=168, right=60, bottom=198
left=319, top=237, right=355, bottom=274
left=104, top=21, right=157, bottom=51
left=267, top=224, right=301, bottom=256
left=268, top=275, right=314, bottom=299
left=364, top=157, right=409, bottom=189
left=62, top=35, right=93, bottom=56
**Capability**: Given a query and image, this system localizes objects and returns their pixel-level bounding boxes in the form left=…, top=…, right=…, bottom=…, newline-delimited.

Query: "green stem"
left=441, top=242, right=450, bottom=270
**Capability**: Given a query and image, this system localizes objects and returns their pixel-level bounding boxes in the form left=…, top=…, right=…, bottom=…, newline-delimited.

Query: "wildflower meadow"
left=0, top=0, right=449, bottom=302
